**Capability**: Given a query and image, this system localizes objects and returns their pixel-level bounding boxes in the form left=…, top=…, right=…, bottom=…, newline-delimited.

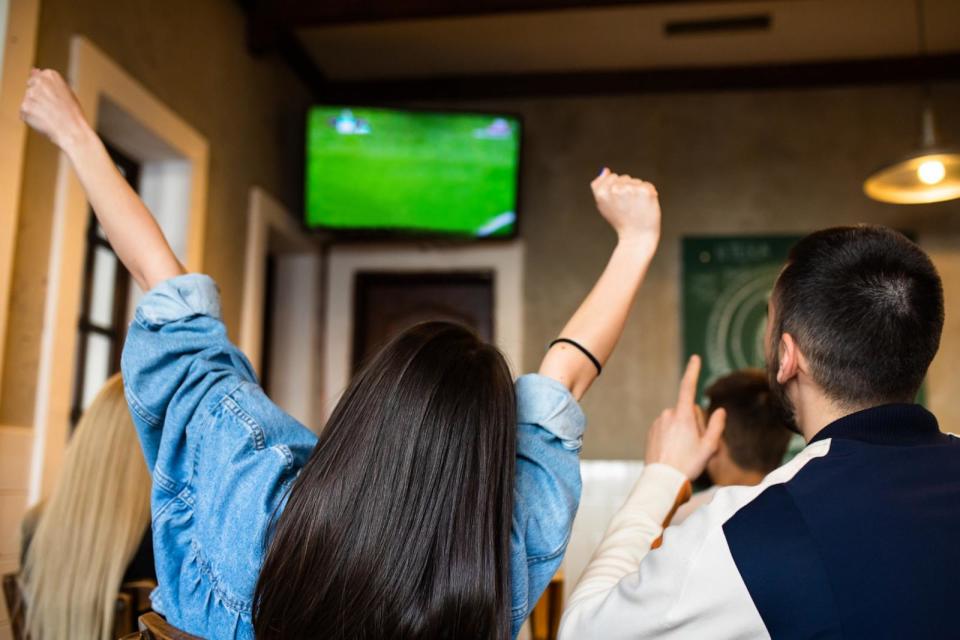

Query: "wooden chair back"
left=133, top=612, right=204, bottom=640
left=529, top=570, right=565, bottom=640
left=2, top=573, right=25, bottom=640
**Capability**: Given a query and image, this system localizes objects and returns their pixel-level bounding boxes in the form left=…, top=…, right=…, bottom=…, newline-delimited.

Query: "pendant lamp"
left=863, top=0, right=960, bottom=204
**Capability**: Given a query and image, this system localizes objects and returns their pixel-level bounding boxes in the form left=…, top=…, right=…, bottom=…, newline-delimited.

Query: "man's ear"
left=776, top=333, right=801, bottom=385
left=713, top=435, right=728, bottom=461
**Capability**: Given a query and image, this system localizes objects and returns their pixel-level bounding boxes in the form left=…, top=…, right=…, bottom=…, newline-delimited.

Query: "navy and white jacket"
left=560, top=404, right=960, bottom=639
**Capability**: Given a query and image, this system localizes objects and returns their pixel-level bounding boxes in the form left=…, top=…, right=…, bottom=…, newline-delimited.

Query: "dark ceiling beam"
left=243, top=0, right=328, bottom=97
left=243, top=0, right=279, bottom=54
left=317, top=53, right=960, bottom=103
left=265, top=0, right=788, bottom=27
left=276, top=35, right=329, bottom=97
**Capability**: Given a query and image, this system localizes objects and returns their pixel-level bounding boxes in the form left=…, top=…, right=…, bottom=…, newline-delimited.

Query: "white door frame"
left=240, top=187, right=317, bottom=372
left=323, top=241, right=525, bottom=419
left=240, top=187, right=323, bottom=429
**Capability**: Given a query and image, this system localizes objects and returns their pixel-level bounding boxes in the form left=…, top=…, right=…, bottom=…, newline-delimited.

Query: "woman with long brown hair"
left=21, top=68, right=664, bottom=639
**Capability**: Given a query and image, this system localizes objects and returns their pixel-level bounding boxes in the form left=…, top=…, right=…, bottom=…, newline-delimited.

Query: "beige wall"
left=458, top=84, right=960, bottom=459
left=0, top=0, right=311, bottom=426
left=2, top=1, right=958, bottom=460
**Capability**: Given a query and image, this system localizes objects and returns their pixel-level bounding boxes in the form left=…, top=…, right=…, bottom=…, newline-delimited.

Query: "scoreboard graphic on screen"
left=681, top=235, right=801, bottom=401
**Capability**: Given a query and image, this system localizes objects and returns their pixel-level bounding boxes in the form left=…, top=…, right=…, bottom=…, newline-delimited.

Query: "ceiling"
left=293, top=0, right=960, bottom=80
left=243, top=0, right=960, bottom=98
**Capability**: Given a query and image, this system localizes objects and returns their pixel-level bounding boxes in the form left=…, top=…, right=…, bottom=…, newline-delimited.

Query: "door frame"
left=240, top=187, right=323, bottom=429
left=323, top=241, right=524, bottom=419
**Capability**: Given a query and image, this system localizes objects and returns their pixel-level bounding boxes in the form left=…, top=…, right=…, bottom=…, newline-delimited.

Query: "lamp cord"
left=915, top=0, right=927, bottom=57
left=915, top=0, right=936, bottom=147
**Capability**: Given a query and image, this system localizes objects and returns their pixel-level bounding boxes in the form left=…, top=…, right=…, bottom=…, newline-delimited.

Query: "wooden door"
left=352, top=271, right=494, bottom=372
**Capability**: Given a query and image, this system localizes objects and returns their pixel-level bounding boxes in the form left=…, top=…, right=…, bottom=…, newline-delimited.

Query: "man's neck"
left=795, top=389, right=864, bottom=443
left=715, top=466, right=766, bottom=487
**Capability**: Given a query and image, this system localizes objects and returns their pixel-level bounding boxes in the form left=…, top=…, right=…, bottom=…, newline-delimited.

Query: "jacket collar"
left=809, top=403, right=947, bottom=447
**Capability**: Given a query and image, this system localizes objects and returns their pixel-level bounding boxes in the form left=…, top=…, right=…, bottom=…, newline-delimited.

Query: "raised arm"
left=20, top=69, right=184, bottom=290
left=539, top=169, right=660, bottom=400
left=558, top=356, right=726, bottom=639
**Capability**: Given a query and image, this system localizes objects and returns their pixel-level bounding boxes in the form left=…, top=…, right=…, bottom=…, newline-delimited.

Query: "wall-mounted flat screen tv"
left=305, top=106, right=521, bottom=238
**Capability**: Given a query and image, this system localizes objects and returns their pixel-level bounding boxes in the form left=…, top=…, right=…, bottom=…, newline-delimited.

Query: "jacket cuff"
left=516, top=374, right=587, bottom=451
left=134, top=274, right=221, bottom=328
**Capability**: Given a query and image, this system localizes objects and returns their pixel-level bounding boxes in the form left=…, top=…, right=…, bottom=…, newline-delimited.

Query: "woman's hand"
left=591, top=168, right=661, bottom=252
left=20, top=68, right=92, bottom=153
left=644, top=355, right=726, bottom=480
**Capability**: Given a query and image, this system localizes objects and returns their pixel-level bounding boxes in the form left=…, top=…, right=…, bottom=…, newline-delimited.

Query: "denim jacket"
left=121, top=274, right=586, bottom=639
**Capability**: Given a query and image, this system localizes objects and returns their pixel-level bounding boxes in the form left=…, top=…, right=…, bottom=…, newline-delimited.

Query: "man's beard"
left=767, top=346, right=802, bottom=435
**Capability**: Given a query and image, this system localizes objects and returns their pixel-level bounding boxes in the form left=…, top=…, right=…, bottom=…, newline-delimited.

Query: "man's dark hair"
left=706, top=370, right=792, bottom=473
left=254, top=322, right=516, bottom=640
left=773, top=225, right=944, bottom=407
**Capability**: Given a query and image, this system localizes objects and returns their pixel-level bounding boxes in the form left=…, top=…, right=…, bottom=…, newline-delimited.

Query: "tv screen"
left=305, top=106, right=521, bottom=238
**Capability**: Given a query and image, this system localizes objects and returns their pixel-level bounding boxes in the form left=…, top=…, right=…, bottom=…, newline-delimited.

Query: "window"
left=69, top=145, right=138, bottom=425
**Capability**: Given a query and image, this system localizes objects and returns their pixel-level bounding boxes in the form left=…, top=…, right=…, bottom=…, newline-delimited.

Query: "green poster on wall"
left=682, top=235, right=801, bottom=401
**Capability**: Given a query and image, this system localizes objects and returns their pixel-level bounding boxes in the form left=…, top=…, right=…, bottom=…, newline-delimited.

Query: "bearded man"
left=561, top=226, right=956, bottom=640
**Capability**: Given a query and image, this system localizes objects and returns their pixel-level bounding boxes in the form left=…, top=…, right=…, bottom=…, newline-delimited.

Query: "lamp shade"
left=863, top=150, right=960, bottom=204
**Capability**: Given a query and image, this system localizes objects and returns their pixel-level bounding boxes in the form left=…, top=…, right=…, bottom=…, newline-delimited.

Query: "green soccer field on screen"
left=305, top=107, right=521, bottom=238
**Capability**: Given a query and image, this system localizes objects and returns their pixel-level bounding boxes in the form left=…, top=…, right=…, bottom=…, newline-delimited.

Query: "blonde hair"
left=21, top=374, right=152, bottom=640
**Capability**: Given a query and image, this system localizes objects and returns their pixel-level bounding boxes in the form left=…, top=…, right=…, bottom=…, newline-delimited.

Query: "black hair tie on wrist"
left=548, top=338, right=602, bottom=376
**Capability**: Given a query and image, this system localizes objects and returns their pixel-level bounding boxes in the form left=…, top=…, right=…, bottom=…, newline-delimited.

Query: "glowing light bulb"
left=917, top=160, right=946, bottom=185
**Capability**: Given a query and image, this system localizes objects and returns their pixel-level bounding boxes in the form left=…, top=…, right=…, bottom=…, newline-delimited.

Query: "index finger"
left=676, top=355, right=702, bottom=409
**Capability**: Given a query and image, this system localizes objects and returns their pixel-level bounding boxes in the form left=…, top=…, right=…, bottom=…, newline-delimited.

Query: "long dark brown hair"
left=253, top=322, right=517, bottom=639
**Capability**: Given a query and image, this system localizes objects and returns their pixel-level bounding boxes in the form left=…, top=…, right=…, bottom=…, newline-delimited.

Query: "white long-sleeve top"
left=559, top=443, right=833, bottom=639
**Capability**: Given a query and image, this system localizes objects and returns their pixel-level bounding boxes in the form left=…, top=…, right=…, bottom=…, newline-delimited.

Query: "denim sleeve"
left=510, top=374, right=586, bottom=635
left=121, top=275, right=318, bottom=632
left=121, top=274, right=257, bottom=475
